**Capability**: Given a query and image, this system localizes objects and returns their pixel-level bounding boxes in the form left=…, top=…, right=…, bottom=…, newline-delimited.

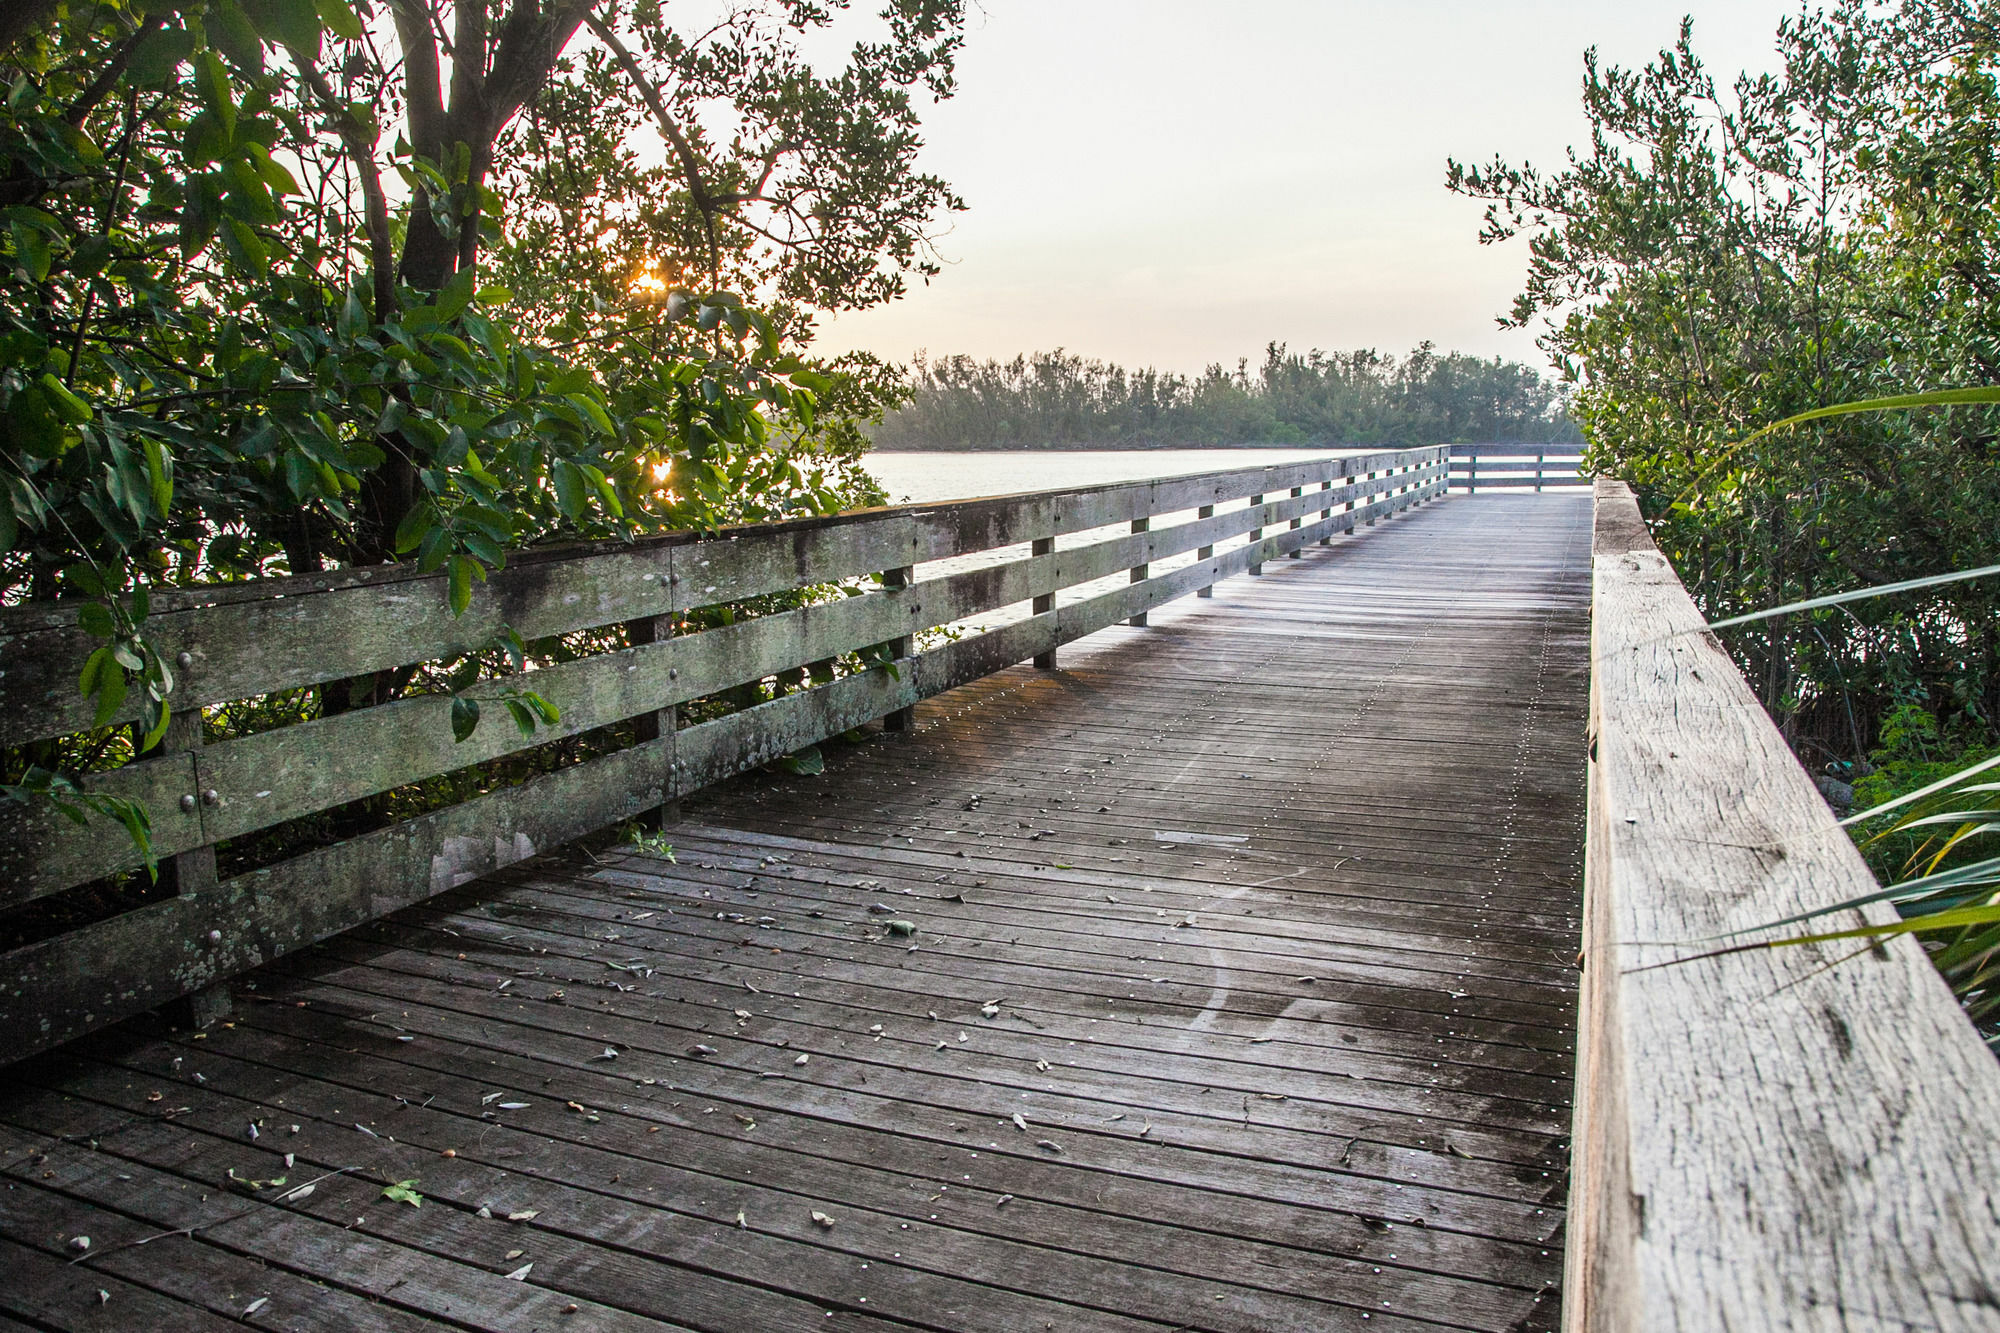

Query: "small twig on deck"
left=69, top=1166, right=365, bottom=1264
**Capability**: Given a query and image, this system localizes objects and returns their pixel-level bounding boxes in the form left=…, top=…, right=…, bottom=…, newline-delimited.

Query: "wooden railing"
left=1572, top=479, right=2000, bottom=1328
left=0, top=448, right=1446, bottom=1062
left=1449, top=444, right=1584, bottom=492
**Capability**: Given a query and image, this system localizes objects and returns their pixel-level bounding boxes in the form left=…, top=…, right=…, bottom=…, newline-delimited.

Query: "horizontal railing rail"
left=0, top=447, right=1447, bottom=1061
left=1449, top=444, right=1585, bottom=492
left=1572, top=479, right=2000, bottom=1328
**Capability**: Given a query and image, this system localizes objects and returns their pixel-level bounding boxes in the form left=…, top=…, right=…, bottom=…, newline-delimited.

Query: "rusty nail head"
left=180, top=794, right=197, bottom=812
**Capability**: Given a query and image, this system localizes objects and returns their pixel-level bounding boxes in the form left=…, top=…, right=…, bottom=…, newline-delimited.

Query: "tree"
left=1448, top=1, right=2000, bottom=763
left=1, top=0, right=961, bottom=744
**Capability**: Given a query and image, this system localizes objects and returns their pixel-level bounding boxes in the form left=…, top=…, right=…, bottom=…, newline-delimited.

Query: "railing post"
left=1196, top=504, right=1215, bottom=597
left=1464, top=448, right=1477, bottom=495
left=1127, top=516, right=1150, bottom=626
left=1536, top=449, right=1545, bottom=493
left=1247, top=493, right=1265, bottom=575
left=1364, top=472, right=1378, bottom=525
left=1287, top=486, right=1303, bottom=556
left=1031, top=535, right=1057, bottom=668
left=883, top=564, right=916, bottom=729
left=1318, top=479, right=1334, bottom=543
left=162, top=701, right=230, bottom=1028
left=629, top=613, right=680, bottom=827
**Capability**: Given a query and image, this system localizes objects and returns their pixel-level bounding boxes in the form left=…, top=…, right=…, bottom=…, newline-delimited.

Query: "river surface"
left=862, top=448, right=1339, bottom=505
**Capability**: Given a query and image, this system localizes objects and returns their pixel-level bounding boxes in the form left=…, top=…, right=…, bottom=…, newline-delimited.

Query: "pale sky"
left=809, top=0, right=1803, bottom=377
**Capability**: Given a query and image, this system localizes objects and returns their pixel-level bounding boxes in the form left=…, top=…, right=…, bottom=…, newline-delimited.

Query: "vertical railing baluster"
left=1127, top=516, right=1151, bottom=626
left=1031, top=535, right=1057, bottom=669
left=1318, top=478, right=1334, bottom=543
left=1196, top=504, right=1216, bottom=597
left=629, top=611, right=680, bottom=827
left=163, top=700, right=230, bottom=1028
left=1287, top=486, right=1303, bottom=556
left=883, top=564, right=916, bottom=730
left=1247, top=493, right=1265, bottom=575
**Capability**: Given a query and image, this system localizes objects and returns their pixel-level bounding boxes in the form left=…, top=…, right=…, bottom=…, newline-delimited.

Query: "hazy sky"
left=809, top=1, right=1803, bottom=377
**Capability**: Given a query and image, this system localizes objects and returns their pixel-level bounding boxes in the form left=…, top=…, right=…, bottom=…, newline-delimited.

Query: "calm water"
left=863, top=448, right=1342, bottom=504
left=863, top=448, right=1353, bottom=636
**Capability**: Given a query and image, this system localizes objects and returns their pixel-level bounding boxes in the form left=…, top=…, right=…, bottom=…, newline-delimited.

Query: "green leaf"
left=504, top=698, right=536, bottom=737
left=195, top=52, right=236, bottom=140
left=566, top=392, right=614, bottom=436
left=381, top=1179, right=423, bottom=1208
left=82, top=647, right=128, bottom=726
left=128, top=24, right=197, bottom=84
left=37, top=374, right=89, bottom=425
left=10, top=221, right=51, bottom=283
left=551, top=459, right=585, bottom=518
left=777, top=745, right=825, bottom=776
left=393, top=502, right=432, bottom=554
left=317, top=0, right=363, bottom=39
left=434, top=265, right=477, bottom=322
left=447, top=555, right=474, bottom=617
left=263, top=0, right=323, bottom=56
left=450, top=695, right=480, bottom=743
left=76, top=602, right=115, bottom=639
left=144, top=439, right=174, bottom=520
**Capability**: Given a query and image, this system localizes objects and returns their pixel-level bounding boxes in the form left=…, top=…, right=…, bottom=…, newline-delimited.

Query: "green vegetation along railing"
left=1573, top=479, right=2000, bottom=1327
left=0, top=448, right=1446, bottom=1062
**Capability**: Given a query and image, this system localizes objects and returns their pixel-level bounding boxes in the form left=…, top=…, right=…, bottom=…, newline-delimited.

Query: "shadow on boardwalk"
left=0, top=494, right=1591, bottom=1333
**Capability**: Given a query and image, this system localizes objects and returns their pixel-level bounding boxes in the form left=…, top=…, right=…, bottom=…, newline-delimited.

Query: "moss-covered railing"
left=0, top=448, right=1445, bottom=1062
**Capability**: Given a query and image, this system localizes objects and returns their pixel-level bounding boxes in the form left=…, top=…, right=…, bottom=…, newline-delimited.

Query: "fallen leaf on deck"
left=506, top=1249, right=524, bottom=1260
left=244, top=1297, right=268, bottom=1316
left=980, top=1001, right=999, bottom=1018
left=1036, top=1139, right=1063, bottom=1154
left=1011, top=1113, right=1028, bottom=1132
left=793, top=1054, right=809, bottom=1066
left=496, top=1101, right=529, bottom=1110
left=1035, top=1060, right=1050, bottom=1072
left=688, top=1044, right=718, bottom=1057
left=810, top=1210, right=836, bottom=1229
left=382, top=1180, right=423, bottom=1208
left=278, top=1184, right=315, bottom=1203
left=507, top=1209, right=539, bottom=1222
left=504, top=1262, right=534, bottom=1281
left=884, top=920, right=916, bottom=938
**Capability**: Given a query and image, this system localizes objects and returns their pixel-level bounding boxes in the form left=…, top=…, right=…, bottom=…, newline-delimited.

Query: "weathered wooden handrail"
left=0, top=447, right=1446, bottom=1060
left=1571, top=479, right=2000, bottom=1329
left=1450, top=444, right=1584, bottom=492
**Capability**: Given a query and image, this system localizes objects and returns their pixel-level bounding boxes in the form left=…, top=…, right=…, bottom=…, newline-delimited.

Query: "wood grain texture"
left=0, top=490, right=1586, bottom=1332
left=2, top=457, right=1442, bottom=1056
left=1569, top=480, right=2000, bottom=1332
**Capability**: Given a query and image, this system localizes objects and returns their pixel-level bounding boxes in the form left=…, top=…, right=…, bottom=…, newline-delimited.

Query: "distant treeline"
left=869, top=342, right=1580, bottom=451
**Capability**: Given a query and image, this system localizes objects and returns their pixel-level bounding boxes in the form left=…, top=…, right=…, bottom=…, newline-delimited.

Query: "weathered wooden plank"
left=0, top=453, right=1444, bottom=747
left=1569, top=479, right=2000, bottom=1331
left=0, top=737, right=666, bottom=1057
left=0, top=515, right=916, bottom=748
left=0, top=749, right=201, bottom=907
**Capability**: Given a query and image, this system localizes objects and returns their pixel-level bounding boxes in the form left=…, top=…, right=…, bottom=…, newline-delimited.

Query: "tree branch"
left=582, top=8, right=720, bottom=277
left=291, top=52, right=398, bottom=321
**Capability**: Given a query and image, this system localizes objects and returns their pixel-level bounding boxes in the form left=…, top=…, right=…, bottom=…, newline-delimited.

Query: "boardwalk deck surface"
left=0, top=494, right=1592, bottom=1333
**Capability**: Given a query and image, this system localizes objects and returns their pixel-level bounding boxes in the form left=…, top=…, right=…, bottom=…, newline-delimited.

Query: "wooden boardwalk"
left=0, top=494, right=1591, bottom=1333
